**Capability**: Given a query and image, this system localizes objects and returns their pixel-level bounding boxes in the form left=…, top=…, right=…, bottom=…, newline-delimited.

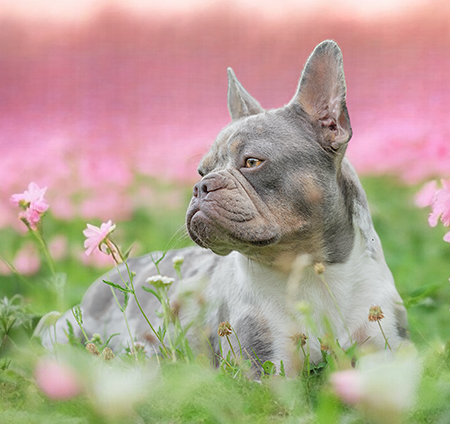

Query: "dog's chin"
left=187, top=209, right=279, bottom=256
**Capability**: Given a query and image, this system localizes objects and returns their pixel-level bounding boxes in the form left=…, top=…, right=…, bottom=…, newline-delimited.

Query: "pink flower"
left=10, top=182, right=49, bottom=212
left=416, top=179, right=450, bottom=243
left=18, top=208, right=42, bottom=231
left=83, top=220, right=116, bottom=256
left=35, top=359, right=81, bottom=400
left=14, top=243, right=40, bottom=275
left=330, top=369, right=363, bottom=405
left=426, top=179, right=450, bottom=228
left=330, top=351, right=421, bottom=413
left=10, top=182, right=49, bottom=230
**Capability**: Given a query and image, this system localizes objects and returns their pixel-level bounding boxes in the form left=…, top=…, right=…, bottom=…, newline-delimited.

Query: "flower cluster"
left=146, top=275, right=175, bottom=290
left=416, top=179, right=450, bottom=243
left=10, top=182, right=49, bottom=230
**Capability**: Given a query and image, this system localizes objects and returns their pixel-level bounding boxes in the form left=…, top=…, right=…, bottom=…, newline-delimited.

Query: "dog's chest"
left=218, top=253, right=353, bottom=369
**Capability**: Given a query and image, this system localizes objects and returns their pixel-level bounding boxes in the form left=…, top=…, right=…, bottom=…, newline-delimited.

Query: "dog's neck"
left=234, top=220, right=384, bottom=286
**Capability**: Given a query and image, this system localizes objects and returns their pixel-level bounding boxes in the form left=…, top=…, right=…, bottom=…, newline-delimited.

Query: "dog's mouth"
left=186, top=170, right=281, bottom=255
left=187, top=208, right=278, bottom=255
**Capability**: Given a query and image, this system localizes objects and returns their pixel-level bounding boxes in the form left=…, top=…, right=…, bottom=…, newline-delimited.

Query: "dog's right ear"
left=227, top=68, right=265, bottom=120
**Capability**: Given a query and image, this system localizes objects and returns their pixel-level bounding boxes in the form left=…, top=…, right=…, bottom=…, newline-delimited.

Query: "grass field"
left=1, top=176, right=450, bottom=424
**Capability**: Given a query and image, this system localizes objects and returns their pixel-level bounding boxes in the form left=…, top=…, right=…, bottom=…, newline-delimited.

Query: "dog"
left=42, top=40, right=409, bottom=374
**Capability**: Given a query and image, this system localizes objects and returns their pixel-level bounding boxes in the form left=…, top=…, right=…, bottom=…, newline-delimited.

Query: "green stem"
left=305, top=341, right=311, bottom=378
left=232, top=327, right=243, bottom=358
left=377, top=321, right=392, bottom=352
left=0, top=254, right=31, bottom=287
left=123, top=309, right=138, bottom=361
left=32, top=227, right=56, bottom=277
left=130, top=272, right=171, bottom=358
left=300, top=345, right=307, bottom=358
left=109, top=286, right=138, bottom=361
left=161, top=293, right=177, bottom=361
left=32, top=227, right=66, bottom=310
left=226, top=335, right=237, bottom=361
left=108, top=239, right=171, bottom=358
left=71, top=309, right=90, bottom=344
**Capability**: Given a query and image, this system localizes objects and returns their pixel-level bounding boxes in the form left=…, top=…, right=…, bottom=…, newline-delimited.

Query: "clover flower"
left=368, top=305, right=385, bottom=322
left=314, top=262, right=325, bottom=274
left=83, top=220, right=116, bottom=256
left=217, top=321, right=233, bottom=337
left=368, top=306, right=391, bottom=351
left=291, top=333, right=308, bottom=347
left=102, top=347, right=115, bottom=361
left=10, top=182, right=49, bottom=230
left=86, top=343, right=101, bottom=356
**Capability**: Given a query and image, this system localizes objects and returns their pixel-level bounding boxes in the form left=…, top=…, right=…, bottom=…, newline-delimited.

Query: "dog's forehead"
left=199, top=109, right=317, bottom=173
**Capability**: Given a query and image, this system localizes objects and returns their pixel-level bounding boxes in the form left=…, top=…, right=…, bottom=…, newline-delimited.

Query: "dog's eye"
left=245, top=158, right=263, bottom=169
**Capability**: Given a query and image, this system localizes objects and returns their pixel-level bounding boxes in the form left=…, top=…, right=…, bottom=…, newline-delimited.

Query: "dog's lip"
left=187, top=208, right=279, bottom=248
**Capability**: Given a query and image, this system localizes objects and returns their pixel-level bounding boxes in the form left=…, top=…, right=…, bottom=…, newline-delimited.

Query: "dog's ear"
left=227, top=68, right=265, bottom=120
left=290, top=40, right=352, bottom=153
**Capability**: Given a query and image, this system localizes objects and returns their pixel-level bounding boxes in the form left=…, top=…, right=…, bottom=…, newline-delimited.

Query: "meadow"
left=1, top=3, right=450, bottom=423
left=1, top=174, right=450, bottom=424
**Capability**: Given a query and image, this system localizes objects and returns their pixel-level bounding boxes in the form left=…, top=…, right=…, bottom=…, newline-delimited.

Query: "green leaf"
left=262, top=360, right=276, bottom=375
left=150, top=252, right=167, bottom=274
left=63, top=320, right=83, bottom=348
left=142, top=287, right=162, bottom=303
left=71, top=306, right=83, bottom=325
left=123, top=291, right=129, bottom=311
left=279, top=360, right=286, bottom=377
left=102, top=280, right=134, bottom=294
left=122, top=244, right=134, bottom=261
left=102, top=333, right=120, bottom=350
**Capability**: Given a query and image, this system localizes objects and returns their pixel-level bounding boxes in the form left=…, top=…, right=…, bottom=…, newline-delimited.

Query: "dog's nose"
left=193, top=174, right=227, bottom=199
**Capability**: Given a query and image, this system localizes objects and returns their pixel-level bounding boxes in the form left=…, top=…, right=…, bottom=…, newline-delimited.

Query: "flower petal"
left=415, top=180, right=438, bottom=208
left=444, top=231, right=450, bottom=243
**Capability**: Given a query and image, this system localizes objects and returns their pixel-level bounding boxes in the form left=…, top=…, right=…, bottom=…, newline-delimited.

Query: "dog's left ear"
left=227, top=68, right=265, bottom=120
left=290, top=40, right=352, bottom=154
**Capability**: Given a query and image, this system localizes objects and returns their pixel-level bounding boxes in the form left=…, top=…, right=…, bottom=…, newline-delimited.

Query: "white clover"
left=145, top=275, right=175, bottom=289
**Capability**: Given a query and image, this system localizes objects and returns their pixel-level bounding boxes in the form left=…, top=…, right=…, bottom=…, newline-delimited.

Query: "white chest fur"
left=220, top=228, right=403, bottom=372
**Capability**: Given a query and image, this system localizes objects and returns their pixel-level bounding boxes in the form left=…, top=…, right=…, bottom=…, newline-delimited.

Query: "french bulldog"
left=42, top=40, right=409, bottom=374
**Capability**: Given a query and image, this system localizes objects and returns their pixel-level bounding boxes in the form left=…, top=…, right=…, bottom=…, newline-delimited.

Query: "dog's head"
left=186, top=40, right=356, bottom=266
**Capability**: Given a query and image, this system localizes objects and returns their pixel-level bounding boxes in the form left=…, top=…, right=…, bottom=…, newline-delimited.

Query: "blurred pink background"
left=1, top=0, right=449, bottom=227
